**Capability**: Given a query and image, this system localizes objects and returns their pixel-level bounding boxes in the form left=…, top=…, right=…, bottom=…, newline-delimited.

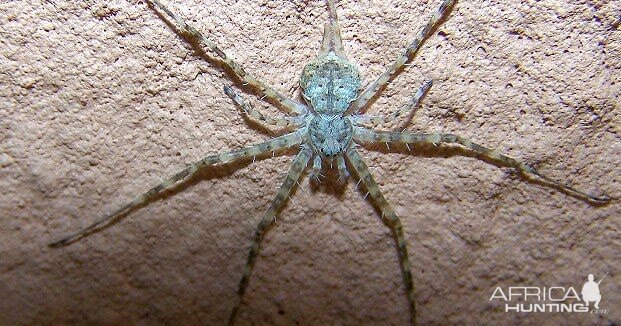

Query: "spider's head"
left=308, top=115, right=352, bottom=159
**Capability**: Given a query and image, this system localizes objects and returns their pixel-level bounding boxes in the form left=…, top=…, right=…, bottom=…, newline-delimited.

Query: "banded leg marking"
left=353, top=128, right=611, bottom=204
left=346, top=148, right=417, bottom=325
left=352, top=80, right=432, bottom=127
left=147, top=0, right=305, bottom=115
left=228, top=147, right=312, bottom=325
left=346, top=0, right=455, bottom=115
left=320, top=0, right=346, bottom=58
left=223, top=86, right=300, bottom=129
left=49, top=130, right=306, bottom=247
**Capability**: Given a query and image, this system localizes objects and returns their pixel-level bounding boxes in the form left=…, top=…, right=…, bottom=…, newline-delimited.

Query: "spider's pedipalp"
left=346, top=148, right=417, bottom=324
left=146, top=0, right=306, bottom=115
left=229, top=146, right=312, bottom=325
left=337, top=155, right=349, bottom=181
left=353, top=128, right=611, bottom=204
left=309, top=155, right=323, bottom=181
left=48, top=130, right=306, bottom=247
left=346, top=0, right=456, bottom=115
left=352, top=80, right=432, bottom=128
left=223, top=85, right=299, bottom=130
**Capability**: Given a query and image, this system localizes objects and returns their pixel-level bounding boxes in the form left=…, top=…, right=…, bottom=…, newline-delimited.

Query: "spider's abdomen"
left=308, top=115, right=353, bottom=158
left=300, top=52, right=360, bottom=115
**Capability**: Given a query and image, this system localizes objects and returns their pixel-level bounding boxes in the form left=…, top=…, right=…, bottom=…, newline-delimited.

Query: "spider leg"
left=345, top=0, right=456, bottom=115
left=223, top=86, right=303, bottom=130
left=146, top=0, right=306, bottom=115
left=48, top=130, right=307, bottom=247
left=228, top=146, right=312, bottom=325
left=345, top=148, right=417, bottom=325
left=353, top=128, right=611, bottom=204
left=352, top=80, right=432, bottom=128
left=309, top=155, right=323, bottom=181
left=337, top=155, right=349, bottom=181
left=319, top=0, right=346, bottom=58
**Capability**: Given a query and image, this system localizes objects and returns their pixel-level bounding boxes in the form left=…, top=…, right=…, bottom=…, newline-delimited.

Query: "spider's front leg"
left=346, top=0, right=456, bottom=115
left=146, top=0, right=306, bottom=115
left=346, top=148, right=417, bottom=325
left=229, top=146, right=312, bottom=325
left=48, top=130, right=306, bottom=247
left=354, top=128, right=611, bottom=204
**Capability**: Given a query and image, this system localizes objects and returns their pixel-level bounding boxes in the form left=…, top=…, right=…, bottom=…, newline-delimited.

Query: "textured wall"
left=1, top=0, right=619, bottom=325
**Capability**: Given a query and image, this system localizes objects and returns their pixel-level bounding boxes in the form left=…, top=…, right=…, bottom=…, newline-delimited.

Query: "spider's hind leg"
left=228, top=147, right=312, bottom=325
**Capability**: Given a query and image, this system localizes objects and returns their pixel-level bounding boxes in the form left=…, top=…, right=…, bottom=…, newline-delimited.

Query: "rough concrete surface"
left=1, top=0, right=620, bottom=325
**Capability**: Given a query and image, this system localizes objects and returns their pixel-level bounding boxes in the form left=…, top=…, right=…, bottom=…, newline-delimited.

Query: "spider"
left=50, top=0, right=611, bottom=324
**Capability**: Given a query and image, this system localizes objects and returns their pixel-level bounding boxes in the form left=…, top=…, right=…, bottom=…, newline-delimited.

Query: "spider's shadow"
left=353, top=3, right=457, bottom=115
left=358, top=139, right=611, bottom=206
left=307, top=165, right=349, bottom=198
left=362, top=139, right=505, bottom=166
left=362, top=139, right=526, bottom=181
left=52, top=147, right=300, bottom=247
left=147, top=2, right=302, bottom=118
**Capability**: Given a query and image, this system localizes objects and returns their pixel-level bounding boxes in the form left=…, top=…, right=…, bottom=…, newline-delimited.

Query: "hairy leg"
left=309, top=155, right=323, bottom=181
left=49, top=130, right=306, bottom=247
left=353, top=128, right=610, bottom=204
left=346, top=147, right=417, bottom=325
left=147, top=0, right=306, bottom=115
left=223, top=86, right=302, bottom=130
left=346, top=0, right=455, bottom=115
left=319, top=0, right=346, bottom=58
left=336, top=155, right=349, bottom=181
left=228, top=146, right=312, bottom=325
left=352, top=80, right=432, bottom=128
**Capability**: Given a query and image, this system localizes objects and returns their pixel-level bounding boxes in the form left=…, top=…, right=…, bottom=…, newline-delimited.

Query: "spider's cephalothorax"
left=308, top=114, right=353, bottom=158
left=50, top=1, right=610, bottom=325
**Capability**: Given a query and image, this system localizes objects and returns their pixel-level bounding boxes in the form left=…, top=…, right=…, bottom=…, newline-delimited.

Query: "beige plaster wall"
left=1, top=0, right=619, bottom=324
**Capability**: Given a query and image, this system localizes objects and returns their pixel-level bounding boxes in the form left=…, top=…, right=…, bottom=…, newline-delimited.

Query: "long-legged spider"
left=50, top=0, right=611, bottom=324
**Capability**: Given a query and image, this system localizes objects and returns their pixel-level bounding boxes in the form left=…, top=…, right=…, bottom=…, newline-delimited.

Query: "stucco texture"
left=1, top=0, right=620, bottom=325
